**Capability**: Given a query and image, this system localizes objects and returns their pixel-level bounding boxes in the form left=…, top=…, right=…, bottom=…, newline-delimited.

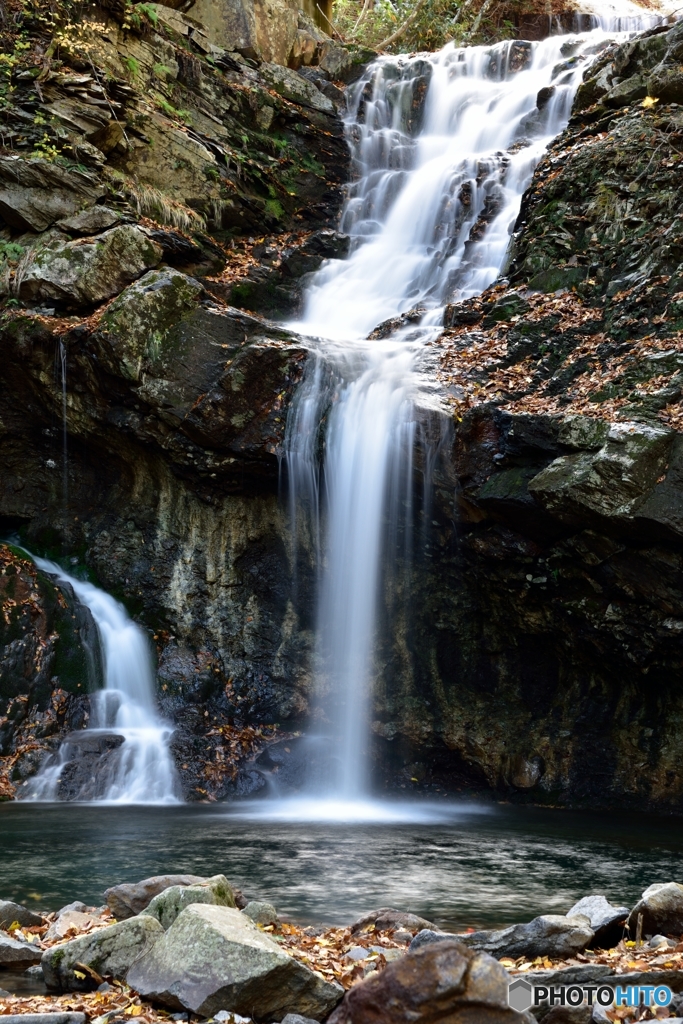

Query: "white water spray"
left=286, top=24, right=652, bottom=810
left=23, top=558, right=179, bottom=804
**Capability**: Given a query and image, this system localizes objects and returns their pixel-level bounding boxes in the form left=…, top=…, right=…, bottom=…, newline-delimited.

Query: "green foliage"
left=0, top=241, right=24, bottom=262
left=264, top=198, right=284, bottom=220
left=31, top=133, right=60, bottom=162
left=123, top=55, right=141, bottom=80
left=136, top=2, right=159, bottom=26
left=334, top=0, right=521, bottom=54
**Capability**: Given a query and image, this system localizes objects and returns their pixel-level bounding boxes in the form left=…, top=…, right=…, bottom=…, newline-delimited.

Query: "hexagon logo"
left=508, top=979, right=533, bottom=1012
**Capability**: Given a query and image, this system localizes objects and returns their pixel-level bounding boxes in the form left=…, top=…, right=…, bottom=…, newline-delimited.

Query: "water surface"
left=1, top=801, right=682, bottom=930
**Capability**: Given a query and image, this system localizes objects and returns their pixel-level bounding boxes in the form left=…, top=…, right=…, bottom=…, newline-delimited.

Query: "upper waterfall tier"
left=295, top=29, right=637, bottom=341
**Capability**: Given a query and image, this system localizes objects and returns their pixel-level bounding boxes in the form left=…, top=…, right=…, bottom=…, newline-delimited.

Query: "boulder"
left=0, top=157, right=105, bottom=232
left=327, top=938, right=535, bottom=1024
left=648, top=62, right=683, bottom=104
left=96, top=268, right=205, bottom=383
left=528, top=421, right=675, bottom=523
left=0, top=933, right=43, bottom=968
left=604, top=73, right=647, bottom=107
left=565, top=896, right=629, bottom=947
left=126, top=903, right=343, bottom=1021
left=18, top=225, right=163, bottom=309
left=242, top=901, right=279, bottom=927
left=412, top=915, right=594, bottom=960
left=56, top=206, right=120, bottom=235
left=628, top=882, right=683, bottom=937
left=41, top=914, right=164, bottom=991
left=280, top=1015, right=320, bottom=1024
left=350, top=908, right=435, bottom=936
left=142, top=875, right=236, bottom=929
left=259, top=63, right=334, bottom=114
left=104, top=874, right=206, bottom=920
left=460, top=915, right=594, bottom=960
left=45, top=909, right=103, bottom=942
left=0, top=900, right=44, bottom=929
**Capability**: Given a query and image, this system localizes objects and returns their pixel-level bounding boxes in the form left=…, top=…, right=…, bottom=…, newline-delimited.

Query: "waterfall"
left=285, top=25, right=645, bottom=805
left=23, top=558, right=179, bottom=804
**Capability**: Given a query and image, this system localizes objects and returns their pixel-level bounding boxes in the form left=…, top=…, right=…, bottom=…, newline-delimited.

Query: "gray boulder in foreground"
left=104, top=874, right=205, bottom=919
left=0, top=899, right=44, bottom=929
left=0, top=932, right=43, bottom=967
left=566, top=895, right=629, bottom=946
left=127, top=903, right=343, bottom=1021
left=141, top=874, right=236, bottom=929
left=628, top=882, right=683, bottom=937
left=41, top=914, right=164, bottom=990
left=411, top=914, right=594, bottom=960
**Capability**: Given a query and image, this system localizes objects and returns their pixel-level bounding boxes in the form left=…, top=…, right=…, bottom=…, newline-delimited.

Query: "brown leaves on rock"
left=437, top=286, right=683, bottom=428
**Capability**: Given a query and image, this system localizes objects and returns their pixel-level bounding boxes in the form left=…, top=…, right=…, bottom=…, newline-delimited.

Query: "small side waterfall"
left=285, top=26, right=647, bottom=807
left=23, top=558, right=179, bottom=804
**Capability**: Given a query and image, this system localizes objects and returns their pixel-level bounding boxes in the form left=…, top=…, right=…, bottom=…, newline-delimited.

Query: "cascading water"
left=285, top=24, right=651, bottom=810
left=23, top=558, right=179, bottom=804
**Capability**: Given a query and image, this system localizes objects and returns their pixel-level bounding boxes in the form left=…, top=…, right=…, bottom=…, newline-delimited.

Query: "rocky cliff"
left=2, top=13, right=683, bottom=811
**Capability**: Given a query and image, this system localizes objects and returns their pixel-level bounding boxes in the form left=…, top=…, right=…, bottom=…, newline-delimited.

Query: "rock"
left=327, top=938, right=535, bottom=1024
left=344, top=947, right=370, bottom=962
left=142, top=875, right=236, bottom=929
left=279, top=1015, right=320, bottom=1024
left=45, top=909, right=103, bottom=942
left=96, top=268, right=205, bottom=382
left=0, top=1017, right=87, bottom=1024
left=454, top=915, right=594, bottom=960
left=260, top=63, right=334, bottom=114
left=604, top=73, right=647, bottom=107
left=409, top=929, right=453, bottom=952
left=18, top=225, right=163, bottom=309
left=0, top=900, right=44, bottom=929
left=104, top=875, right=206, bottom=920
left=56, top=206, right=120, bottom=235
left=56, top=902, right=88, bottom=915
left=0, top=157, right=105, bottom=232
left=50, top=732, right=125, bottom=802
left=528, top=422, right=675, bottom=524
left=648, top=933, right=677, bottom=947
left=628, top=882, right=683, bottom=937
left=648, top=62, right=683, bottom=104
left=241, top=901, right=279, bottom=927
left=126, top=903, right=343, bottom=1020
left=539, top=1009, right=592, bottom=1024
left=41, top=915, right=165, bottom=991
left=565, top=896, right=629, bottom=946
left=350, top=908, right=435, bottom=936
left=0, top=933, right=43, bottom=968
left=318, top=42, right=375, bottom=84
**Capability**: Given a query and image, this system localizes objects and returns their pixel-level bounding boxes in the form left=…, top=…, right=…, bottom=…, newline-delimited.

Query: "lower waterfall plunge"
left=22, top=557, right=179, bottom=804
left=283, top=25, right=648, bottom=809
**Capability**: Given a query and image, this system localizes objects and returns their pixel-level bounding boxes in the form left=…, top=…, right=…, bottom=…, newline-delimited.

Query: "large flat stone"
left=0, top=157, right=104, bottom=232
left=127, top=903, right=342, bottom=1021
left=18, top=226, right=162, bottom=309
left=41, top=915, right=164, bottom=991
